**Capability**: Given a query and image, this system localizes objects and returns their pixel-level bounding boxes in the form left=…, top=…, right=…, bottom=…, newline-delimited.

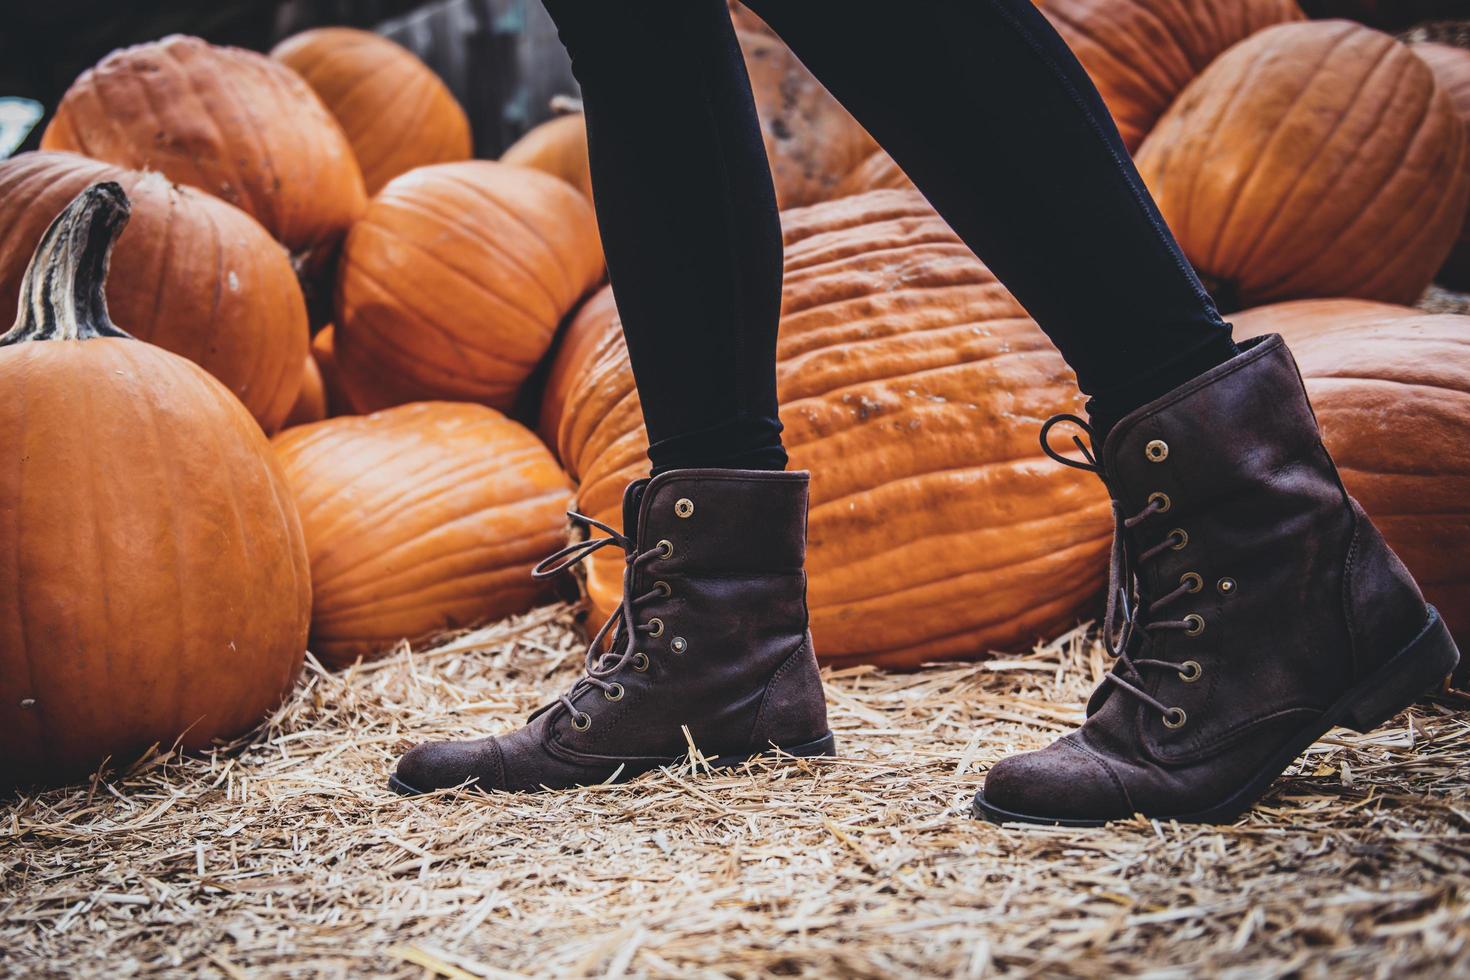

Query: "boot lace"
left=529, top=511, right=670, bottom=730
left=1042, top=414, right=1204, bottom=730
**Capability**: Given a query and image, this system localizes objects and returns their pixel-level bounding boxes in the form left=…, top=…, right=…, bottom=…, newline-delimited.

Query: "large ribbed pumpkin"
left=334, top=161, right=604, bottom=414
left=563, top=191, right=1112, bottom=668
left=0, top=152, right=308, bottom=433
left=1136, top=21, right=1470, bottom=310
left=1233, top=299, right=1470, bottom=671
left=1039, top=0, right=1305, bottom=150
left=272, top=402, right=574, bottom=667
left=271, top=27, right=472, bottom=196
left=42, top=35, right=367, bottom=255
left=0, top=184, right=311, bottom=790
left=1410, top=36, right=1470, bottom=289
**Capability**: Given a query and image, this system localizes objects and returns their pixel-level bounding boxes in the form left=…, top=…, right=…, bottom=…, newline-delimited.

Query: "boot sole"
left=387, top=731, right=836, bottom=797
left=971, top=605, right=1460, bottom=828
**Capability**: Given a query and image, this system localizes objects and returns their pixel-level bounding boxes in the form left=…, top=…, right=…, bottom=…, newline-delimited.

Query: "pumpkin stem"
left=0, top=181, right=134, bottom=346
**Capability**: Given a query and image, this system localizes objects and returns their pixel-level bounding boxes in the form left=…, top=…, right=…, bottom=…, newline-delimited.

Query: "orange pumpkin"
left=0, top=183, right=311, bottom=789
left=1038, top=0, right=1304, bottom=150
left=271, top=27, right=472, bottom=196
left=1233, top=299, right=1470, bottom=671
left=283, top=354, right=328, bottom=429
left=562, top=190, right=1112, bottom=668
left=0, top=151, right=308, bottom=433
left=272, top=402, right=574, bottom=667
left=540, top=284, right=621, bottom=458
left=1410, top=37, right=1470, bottom=289
left=42, top=35, right=367, bottom=255
left=1136, top=21, right=1470, bottom=310
left=502, top=113, right=595, bottom=202
left=334, top=161, right=604, bottom=414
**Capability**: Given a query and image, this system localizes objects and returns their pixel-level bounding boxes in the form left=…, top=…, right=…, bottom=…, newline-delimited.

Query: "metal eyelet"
left=1163, top=707, right=1187, bottom=729
left=653, top=580, right=671, bottom=598
left=1217, top=577, right=1237, bottom=596
left=646, top=617, right=665, bottom=638
left=1170, top=529, right=1189, bottom=550
left=572, top=712, right=592, bottom=732
left=657, top=539, right=674, bottom=559
left=1145, top=439, right=1169, bottom=463
left=674, top=498, right=694, bottom=518
left=604, top=683, right=625, bottom=702
left=670, top=636, right=687, bottom=654
left=1178, top=660, right=1203, bottom=683
left=1148, top=491, right=1172, bottom=513
left=1180, top=572, right=1203, bottom=593
left=632, top=652, right=649, bottom=672
left=1183, top=613, right=1205, bottom=637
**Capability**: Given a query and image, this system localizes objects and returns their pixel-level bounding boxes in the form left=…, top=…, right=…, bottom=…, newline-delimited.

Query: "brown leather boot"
left=973, top=335, right=1460, bottom=826
left=390, top=468, right=834, bottom=794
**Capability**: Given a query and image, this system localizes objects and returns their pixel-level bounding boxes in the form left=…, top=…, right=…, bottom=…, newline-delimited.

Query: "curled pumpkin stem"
left=2, top=181, right=134, bottom=345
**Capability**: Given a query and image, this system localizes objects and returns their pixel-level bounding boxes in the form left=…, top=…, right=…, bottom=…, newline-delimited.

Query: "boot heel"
left=1339, top=606, right=1460, bottom=734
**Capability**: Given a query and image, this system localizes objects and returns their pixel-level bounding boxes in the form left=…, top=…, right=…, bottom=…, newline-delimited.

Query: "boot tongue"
left=621, top=479, right=650, bottom=542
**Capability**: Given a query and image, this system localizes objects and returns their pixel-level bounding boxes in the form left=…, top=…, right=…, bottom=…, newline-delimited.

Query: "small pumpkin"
left=42, top=35, right=367, bottom=255
left=1038, top=0, right=1305, bottom=150
left=501, top=113, right=595, bottom=202
left=0, top=183, right=312, bottom=790
left=271, top=27, right=472, bottom=196
left=1409, top=34, right=1470, bottom=289
left=283, top=353, right=328, bottom=429
left=1233, top=299, right=1470, bottom=673
left=539, top=284, right=620, bottom=459
left=562, top=190, right=1112, bottom=669
left=334, top=161, right=604, bottom=414
left=1136, top=21, right=1470, bottom=310
left=272, top=402, right=574, bottom=667
left=0, top=151, right=309, bottom=433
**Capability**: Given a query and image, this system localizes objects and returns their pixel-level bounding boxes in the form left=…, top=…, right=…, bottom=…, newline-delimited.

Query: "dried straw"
left=3, top=603, right=1468, bottom=977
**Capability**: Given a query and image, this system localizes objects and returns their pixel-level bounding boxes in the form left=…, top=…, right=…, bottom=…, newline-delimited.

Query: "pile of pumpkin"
left=2, top=1, right=1468, bottom=789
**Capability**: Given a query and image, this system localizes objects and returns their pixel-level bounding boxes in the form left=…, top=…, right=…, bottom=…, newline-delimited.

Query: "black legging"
left=541, top=0, right=1238, bottom=472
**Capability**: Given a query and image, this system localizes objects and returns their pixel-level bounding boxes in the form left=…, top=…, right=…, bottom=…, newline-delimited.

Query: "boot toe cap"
left=391, top=736, right=505, bottom=795
left=975, top=739, right=1133, bottom=825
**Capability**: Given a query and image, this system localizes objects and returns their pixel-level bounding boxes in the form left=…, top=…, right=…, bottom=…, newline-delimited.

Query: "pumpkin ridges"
left=1040, top=0, right=1305, bottom=150
left=440, top=170, right=587, bottom=309
left=304, top=453, right=561, bottom=588
left=271, top=402, right=572, bottom=665
left=271, top=27, right=470, bottom=195
left=375, top=188, right=569, bottom=325
left=334, top=161, right=602, bottom=414
left=1137, top=20, right=1469, bottom=307
left=1219, top=32, right=1395, bottom=278
left=44, top=36, right=367, bottom=254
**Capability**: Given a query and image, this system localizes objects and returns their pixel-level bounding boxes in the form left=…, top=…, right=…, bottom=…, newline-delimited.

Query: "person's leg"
left=742, top=0, right=1458, bottom=826
left=545, top=0, right=785, bottom=473
left=389, top=1, right=833, bottom=796
left=744, top=0, right=1236, bottom=439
